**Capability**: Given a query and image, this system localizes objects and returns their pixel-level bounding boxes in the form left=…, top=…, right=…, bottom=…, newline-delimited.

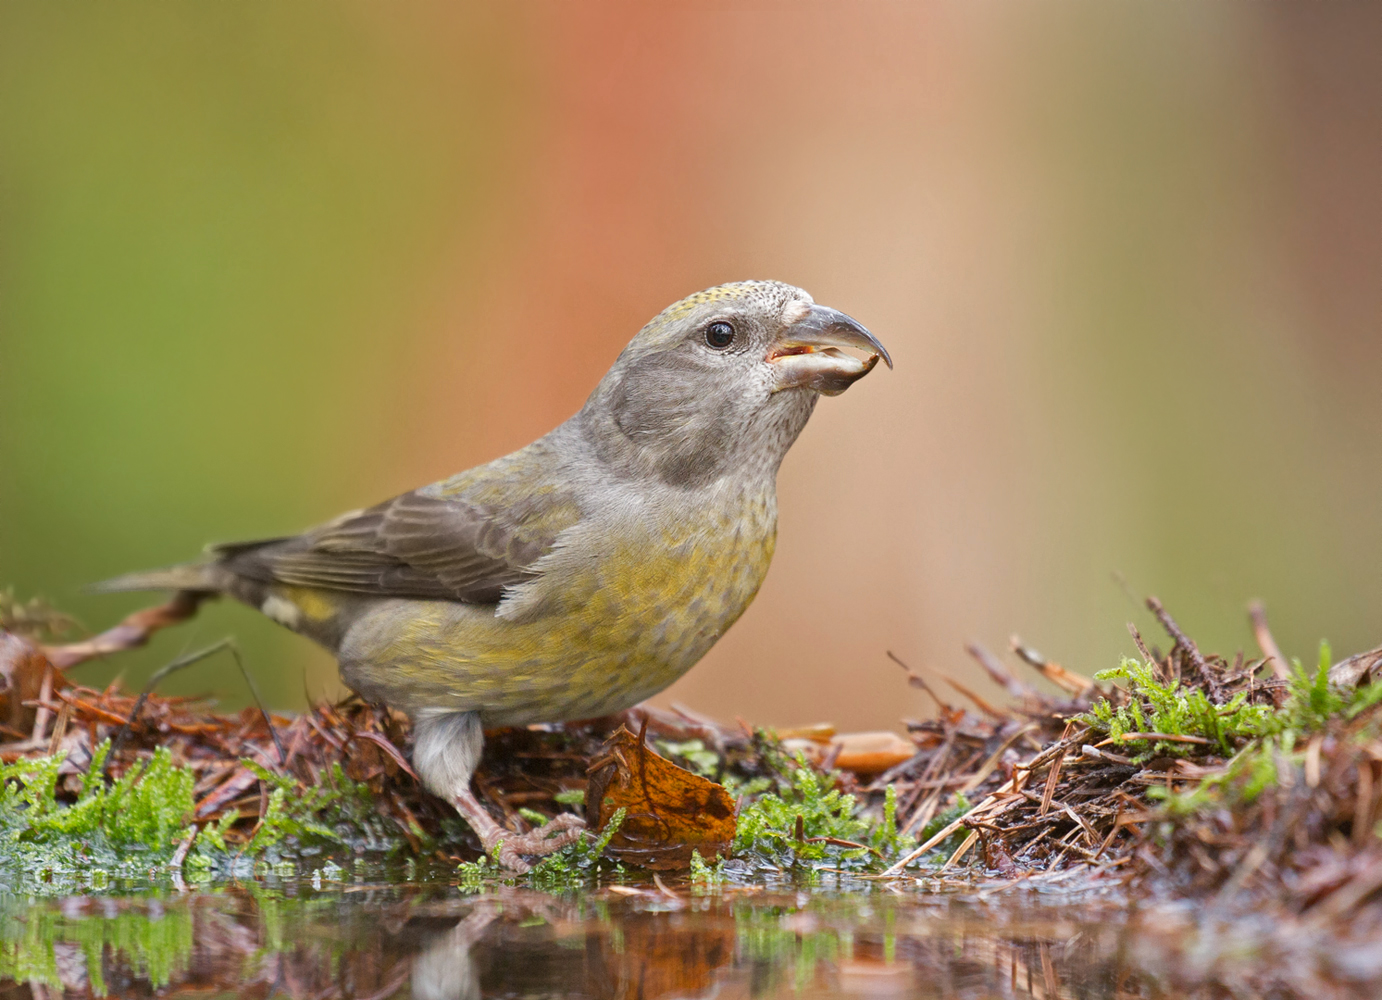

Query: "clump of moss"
left=2, top=742, right=191, bottom=853
left=1139, top=647, right=1382, bottom=819
left=1084, top=641, right=1382, bottom=770
left=0, top=742, right=198, bottom=891
left=1074, top=629, right=1382, bottom=916
left=0, top=741, right=394, bottom=894
left=734, top=755, right=867, bottom=863
left=732, top=754, right=915, bottom=871
left=1083, top=657, right=1276, bottom=760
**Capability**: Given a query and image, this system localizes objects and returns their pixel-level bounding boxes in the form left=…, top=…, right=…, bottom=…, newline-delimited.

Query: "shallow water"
left=0, top=867, right=1376, bottom=999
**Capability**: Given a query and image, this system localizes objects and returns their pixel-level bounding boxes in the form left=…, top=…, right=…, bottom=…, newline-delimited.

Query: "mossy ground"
left=3, top=590, right=1381, bottom=922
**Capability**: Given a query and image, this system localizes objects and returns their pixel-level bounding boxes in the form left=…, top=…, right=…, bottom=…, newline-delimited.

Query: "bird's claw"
left=488, top=813, right=586, bottom=873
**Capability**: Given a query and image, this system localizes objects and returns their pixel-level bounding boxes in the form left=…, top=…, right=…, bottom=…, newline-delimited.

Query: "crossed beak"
left=766, top=305, right=892, bottom=396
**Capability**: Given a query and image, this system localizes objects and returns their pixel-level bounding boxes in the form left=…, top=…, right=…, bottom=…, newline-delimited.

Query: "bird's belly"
left=338, top=508, right=776, bottom=725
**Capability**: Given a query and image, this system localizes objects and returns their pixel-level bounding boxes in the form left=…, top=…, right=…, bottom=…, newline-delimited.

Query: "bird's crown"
left=634, top=280, right=810, bottom=350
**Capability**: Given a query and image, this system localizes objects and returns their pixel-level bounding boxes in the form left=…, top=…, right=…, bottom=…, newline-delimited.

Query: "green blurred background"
left=2, top=3, right=1379, bottom=730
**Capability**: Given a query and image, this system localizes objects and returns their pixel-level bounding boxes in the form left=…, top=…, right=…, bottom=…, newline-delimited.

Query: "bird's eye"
left=704, top=321, right=735, bottom=349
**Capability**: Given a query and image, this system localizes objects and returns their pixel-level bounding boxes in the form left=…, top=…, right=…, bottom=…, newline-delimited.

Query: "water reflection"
left=0, top=875, right=1371, bottom=999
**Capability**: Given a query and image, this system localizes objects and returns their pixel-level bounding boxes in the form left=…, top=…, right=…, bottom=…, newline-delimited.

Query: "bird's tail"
left=90, top=562, right=229, bottom=595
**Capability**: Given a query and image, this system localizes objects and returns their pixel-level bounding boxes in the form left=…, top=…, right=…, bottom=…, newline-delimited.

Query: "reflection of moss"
left=730, top=895, right=924, bottom=993
left=0, top=897, right=195, bottom=996
left=733, top=900, right=842, bottom=993
left=0, top=884, right=442, bottom=996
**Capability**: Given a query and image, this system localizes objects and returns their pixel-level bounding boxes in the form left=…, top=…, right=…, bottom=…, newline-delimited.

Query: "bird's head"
left=580, top=281, right=890, bottom=488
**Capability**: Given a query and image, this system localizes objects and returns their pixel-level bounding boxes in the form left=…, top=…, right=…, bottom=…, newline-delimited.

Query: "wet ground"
left=4, top=864, right=1380, bottom=1000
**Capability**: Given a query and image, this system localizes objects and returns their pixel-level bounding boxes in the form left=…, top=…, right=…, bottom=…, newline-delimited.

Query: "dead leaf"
left=0, top=629, right=54, bottom=735
left=782, top=730, right=917, bottom=775
left=1329, top=646, right=1382, bottom=689
left=830, top=731, right=917, bottom=774
left=587, top=725, right=735, bottom=870
left=774, top=722, right=835, bottom=743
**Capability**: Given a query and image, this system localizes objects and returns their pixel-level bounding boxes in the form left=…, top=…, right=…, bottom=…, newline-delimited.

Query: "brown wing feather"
left=218, top=489, right=561, bottom=604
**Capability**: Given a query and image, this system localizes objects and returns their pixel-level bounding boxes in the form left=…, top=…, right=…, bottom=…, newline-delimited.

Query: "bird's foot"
left=483, top=813, right=585, bottom=873
left=451, top=784, right=585, bottom=873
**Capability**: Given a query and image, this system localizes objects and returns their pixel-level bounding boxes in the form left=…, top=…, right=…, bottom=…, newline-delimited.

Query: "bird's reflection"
left=411, top=907, right=496, bottom=1000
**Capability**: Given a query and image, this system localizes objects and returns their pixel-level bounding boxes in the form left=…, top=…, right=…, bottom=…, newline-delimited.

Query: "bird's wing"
left=216, top=456, right=582, bottom=604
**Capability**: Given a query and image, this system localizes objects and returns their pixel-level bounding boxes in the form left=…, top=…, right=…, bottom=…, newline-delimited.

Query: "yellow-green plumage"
left=338, top=483, right=776, bottom=725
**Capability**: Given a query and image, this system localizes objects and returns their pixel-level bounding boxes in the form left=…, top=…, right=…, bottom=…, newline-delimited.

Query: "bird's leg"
left=413, top=710, right=584, bottom=873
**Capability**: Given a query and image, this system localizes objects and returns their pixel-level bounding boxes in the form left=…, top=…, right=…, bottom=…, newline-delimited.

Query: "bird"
left=98, top=280, right=891, bottom=870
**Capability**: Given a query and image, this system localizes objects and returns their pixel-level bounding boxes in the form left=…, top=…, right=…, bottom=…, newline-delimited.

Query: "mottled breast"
left=337, top=481, right=779, bottom=725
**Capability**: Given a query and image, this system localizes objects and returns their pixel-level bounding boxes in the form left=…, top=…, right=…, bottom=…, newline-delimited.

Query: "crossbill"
left=101, top=280, right=890, bottom=869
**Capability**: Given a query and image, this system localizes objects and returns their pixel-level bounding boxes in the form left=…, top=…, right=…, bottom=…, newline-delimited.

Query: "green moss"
left=871, top=784, right=906, bottom=856
left=914, top=793, right=971, bottom=856
left=1087, top=641, right=1382, bottom=818
left=552, top=788, right=586, bottom=807
left=1087, top=644, right=1381, bottom=754
left=1, top=742, right=193, bottom=854
left=1083, top=658, right=1276, bottom=759
left=733, top=753, right=868, bottom=863
left=238, top=760, right=347, bottom=855
left=0, top=743, right=199, bottom=892
left=655, top=738, right=721, bottom=778
left=731, top=753, right=916, bottom=871
left=1150, top=734, right=1291, bottom=816
left=1281, top=641, right=1346, bottom=731
left=0, top=742, right=405, bottom=894
left=689, top=848, right=727, bottom=887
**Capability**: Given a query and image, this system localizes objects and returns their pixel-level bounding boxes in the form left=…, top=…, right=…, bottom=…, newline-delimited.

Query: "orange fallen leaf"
left=784, top=730, right=917, bottom=775
left=587, top=725, right=735, bottom=870
left=830, top=731, right=917, bottom=774
left=774, top=722, right=836, bottom=743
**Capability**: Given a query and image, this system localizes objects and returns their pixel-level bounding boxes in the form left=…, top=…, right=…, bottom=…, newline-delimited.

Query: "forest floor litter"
left=3, top=587, right=1382, bottom=995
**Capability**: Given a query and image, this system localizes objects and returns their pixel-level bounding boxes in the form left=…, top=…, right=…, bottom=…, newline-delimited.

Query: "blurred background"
left=2, top=3, right=1379, bottom=732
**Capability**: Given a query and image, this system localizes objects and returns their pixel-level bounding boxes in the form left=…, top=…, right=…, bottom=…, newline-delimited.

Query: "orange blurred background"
left=3, top=3, right=1379, bottom=731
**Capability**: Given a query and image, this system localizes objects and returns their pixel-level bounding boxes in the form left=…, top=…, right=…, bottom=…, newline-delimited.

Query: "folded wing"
left=218, top=486, right=577, bottom=604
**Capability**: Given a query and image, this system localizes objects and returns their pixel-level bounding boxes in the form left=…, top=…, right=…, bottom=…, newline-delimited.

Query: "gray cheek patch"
left=609, top=352, right=737, bottom=488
